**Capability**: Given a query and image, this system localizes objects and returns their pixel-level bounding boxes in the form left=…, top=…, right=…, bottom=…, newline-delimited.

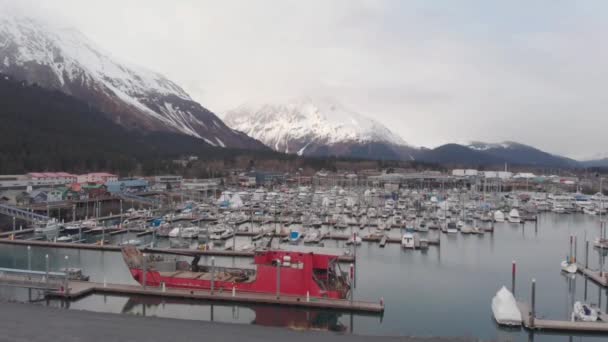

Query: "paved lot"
left=0, top=301, right=477, bottom=342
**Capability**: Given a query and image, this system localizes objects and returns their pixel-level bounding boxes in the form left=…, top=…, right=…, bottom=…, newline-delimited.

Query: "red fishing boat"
left=121, top=247, right=350, bottom=299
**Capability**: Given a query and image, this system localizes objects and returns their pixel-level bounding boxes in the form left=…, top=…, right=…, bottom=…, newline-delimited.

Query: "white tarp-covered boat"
left=492, top=286, right=522, bottom=326
left=573, top=301, right=598, bottom=322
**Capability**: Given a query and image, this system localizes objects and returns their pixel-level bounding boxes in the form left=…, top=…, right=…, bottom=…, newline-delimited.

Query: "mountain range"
left=224, top=99, right=592, bottom=169
left=0, top=10, right=605, bottom=171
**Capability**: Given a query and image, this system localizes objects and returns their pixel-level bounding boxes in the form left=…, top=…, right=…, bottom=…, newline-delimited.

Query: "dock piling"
left=142, top=253, right=147, bottom=290
left=511, top=260, right=516, bottom=295
left=585, top=240, right=589, bottom=269
left=27, top=246, right=31, bottom=271
left=210, top=257, right=215, bottom=294
left=531, top=279, right=536, bottom=328
left=574, top=235, right=577, bottom=263
left=350, top=263, right=355, bottom=304
left=276, top=261, right=281, bottom=299
left=64, top=255, right=69, bottom=294
left=44, top=254, right=49, bottom=287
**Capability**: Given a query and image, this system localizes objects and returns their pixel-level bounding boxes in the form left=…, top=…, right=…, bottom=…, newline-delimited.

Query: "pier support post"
left=350, top=263, right=354, bottom=304
left=45, top=254, right=49, bottom=287
left=574, top=235, right=577, bottom=263
left=210, top=257, right=215, bottom=295
left=531, top=279, right=536, bottom=328
left=511, top=260, right=516, bottom=295
left=585, top=241, right=589, bottom=269
left=142, top=253, right=147, bottom=290
left=64, top=255, right=69, bottom=295
left=27, top=246, right=31, bottom=271
left=276, top=260, right=281, bottom=299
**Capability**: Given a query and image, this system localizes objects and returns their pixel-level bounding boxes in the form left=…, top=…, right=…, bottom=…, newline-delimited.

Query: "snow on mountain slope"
left=224, top=98, right=411, bottom=158
left=0, top=10, right=264, bottom=150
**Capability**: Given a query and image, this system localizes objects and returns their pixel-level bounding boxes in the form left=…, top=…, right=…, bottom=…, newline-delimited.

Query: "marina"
left=1, top=178, right=608, bottom=341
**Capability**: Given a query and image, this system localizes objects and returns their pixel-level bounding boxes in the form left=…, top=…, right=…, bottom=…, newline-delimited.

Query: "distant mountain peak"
left=467, top=141, right=526, bottom=151
left=224, top=97, right=409, bottom=157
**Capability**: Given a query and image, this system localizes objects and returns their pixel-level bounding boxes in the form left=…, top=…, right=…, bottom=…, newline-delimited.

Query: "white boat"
left=491, top=286, right=522, bottom=326
left=401, top=233, right=415, bottom=249
left=346, top=235, right=362, bottom=246
left=303, top=230, right=321, bottom=244
left=180, top=227, right=200, bottom=239
left=120, top=239, right=142, bottom=246
left=561, top=260, right=578, bottom=274
left=446, top=222, right=458, bottom=234
left=573, top=301, right=598, bottom=322
left=168, top=227, right=181, bottom=238
left=508, top=209, right=521, bottom=223
left=220, top=229, right=234, bottom=239
left=35, top=220, right=61, bottom=240
left=56, top=235, right=73, bottom=242
left=494, top=210, right=505, bottom=223
left=583, top=207, right=598, bottom=216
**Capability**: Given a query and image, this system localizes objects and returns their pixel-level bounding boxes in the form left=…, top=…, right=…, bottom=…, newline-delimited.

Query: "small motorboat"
left=491, top=286, right=522, bottom=326
left=561, top=260, right=578, bottom=274
left=346, top=235, right=362, bottom=246
left=401, top=233, right=415, bottom=249
left=289, top=230, right=302, bottom=243
left=446, top=222, right=458, bottom=234
left=494, top=210, right=505, bottom=223
left=573, top=301, right=598, bottom=322
left=120, top=239, right=142, bottom=246
left=508, top=209, right=521, bottom=223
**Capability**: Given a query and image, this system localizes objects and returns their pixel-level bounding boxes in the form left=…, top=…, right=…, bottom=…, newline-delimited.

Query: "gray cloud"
left=3, top=0, right=607, bottom=159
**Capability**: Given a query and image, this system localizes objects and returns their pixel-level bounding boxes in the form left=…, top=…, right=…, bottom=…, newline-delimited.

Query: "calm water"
left=1, top=212, right=608, bottom=341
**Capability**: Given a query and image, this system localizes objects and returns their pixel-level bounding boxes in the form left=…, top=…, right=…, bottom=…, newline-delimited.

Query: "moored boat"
left=121, top=246, right=350, bottom=299
left=491, top=286, right=522, bottom=326
left=573, top=301, right=598, bottom=322
left=401, top=232, right=415, bottom=249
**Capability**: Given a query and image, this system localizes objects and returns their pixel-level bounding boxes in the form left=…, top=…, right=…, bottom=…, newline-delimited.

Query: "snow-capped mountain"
left=224, top=98, right=417, bottom=160
left=0, top=11, right=264, bottom=150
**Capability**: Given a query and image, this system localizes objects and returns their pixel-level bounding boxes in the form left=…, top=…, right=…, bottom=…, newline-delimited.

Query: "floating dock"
left=517, top=302, right=608, bottom=333
left=42, top=280, right=384, bottom=314
left=0, top=238, right=356, bottom=263
left=577, top=264, right=608, bottom=287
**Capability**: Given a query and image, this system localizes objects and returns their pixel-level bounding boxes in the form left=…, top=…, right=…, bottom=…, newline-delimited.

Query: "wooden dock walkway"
left=517, top=302, right=608, bottom=332
left=0, top=238, right=355, bottom=262
left=0, top=228, right=35, bottom=238
left=577, top=264, right=608, bottom=287
left=48, top=280, right=384, bottom=314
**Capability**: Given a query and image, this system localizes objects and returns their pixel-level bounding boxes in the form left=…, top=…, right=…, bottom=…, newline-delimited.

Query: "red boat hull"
left=126, top=250, right=348, bottom=299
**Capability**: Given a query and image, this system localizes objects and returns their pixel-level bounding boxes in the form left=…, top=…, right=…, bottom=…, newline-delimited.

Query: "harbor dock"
left=49, top=280, right=384, bottom=313
left=517, top=302, right=608, bottom=333
left=0, top=273, right=383, bottom=314
left=0, top=238, right=357, bottom=262
left=577, top=263, right=608, bottom=287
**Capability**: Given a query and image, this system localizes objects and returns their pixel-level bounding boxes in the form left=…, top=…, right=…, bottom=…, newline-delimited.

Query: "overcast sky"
left=6, top=0, right=608, bottom=159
